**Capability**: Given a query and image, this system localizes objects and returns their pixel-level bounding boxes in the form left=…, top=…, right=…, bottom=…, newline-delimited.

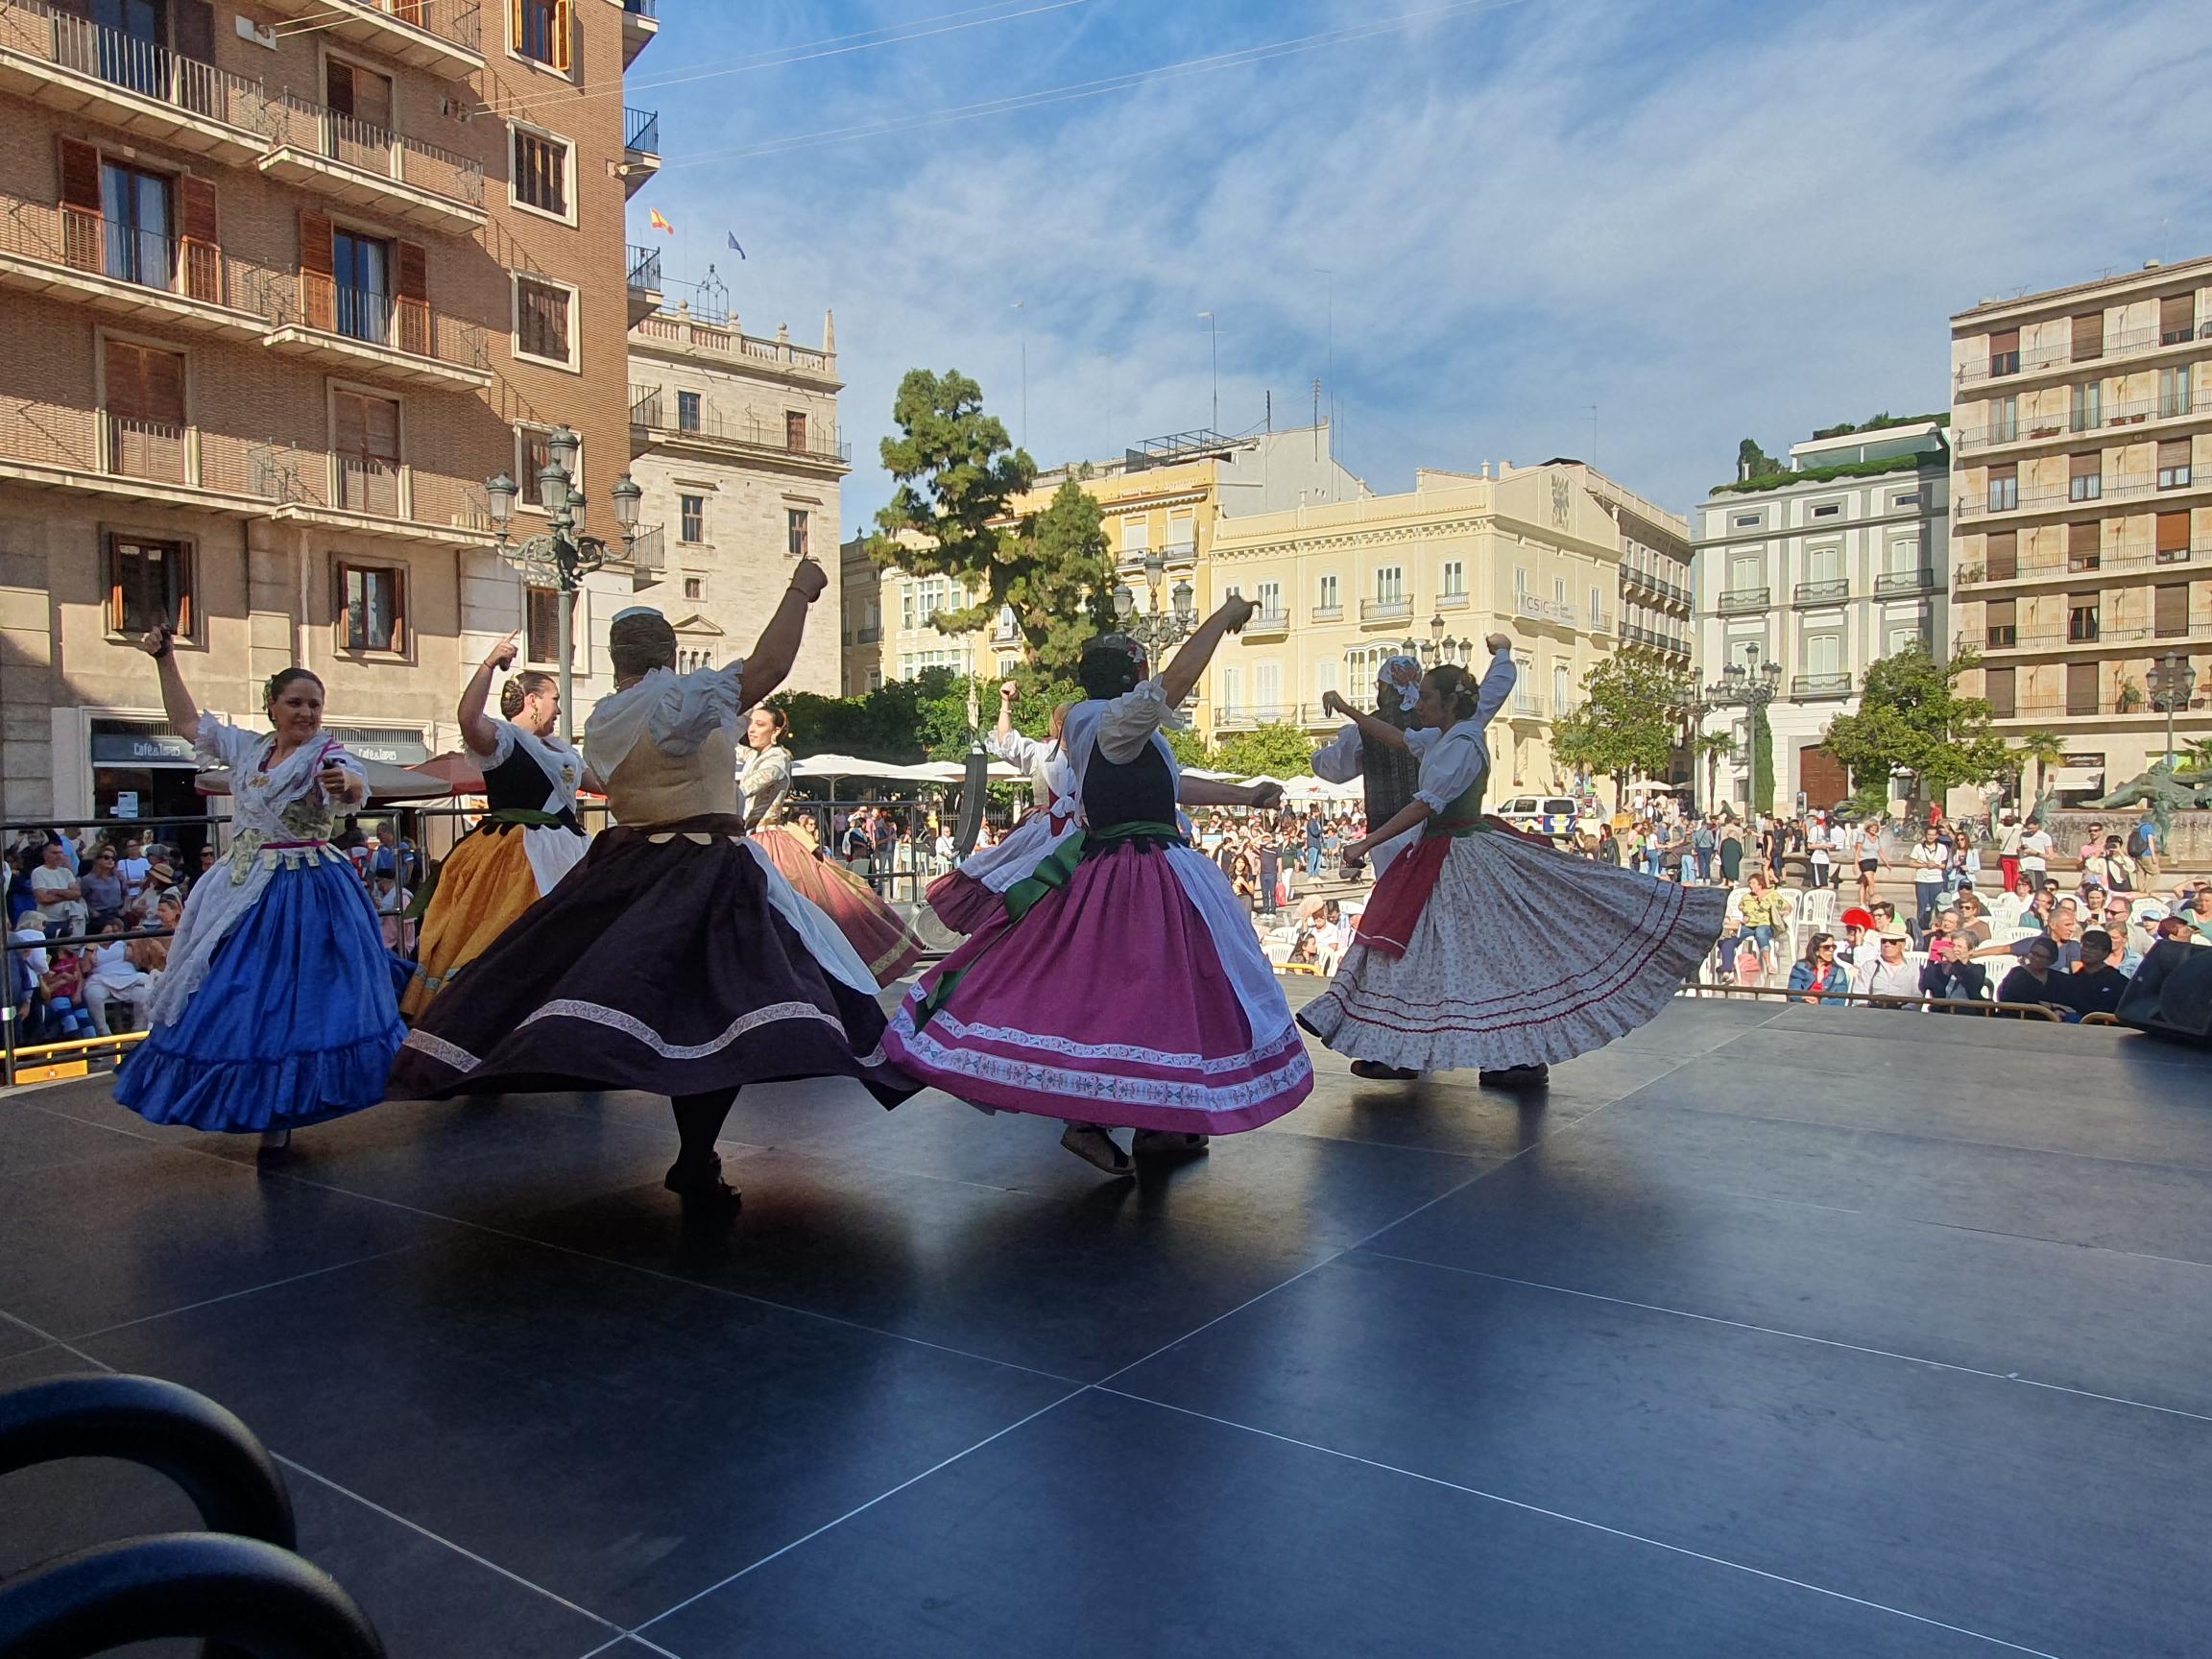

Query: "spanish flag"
left=648, top=208, right=674, bottom=235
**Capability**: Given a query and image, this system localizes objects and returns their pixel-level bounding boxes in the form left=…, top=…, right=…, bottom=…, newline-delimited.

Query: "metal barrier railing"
left=1685, top=980, right=2067, bottom=1020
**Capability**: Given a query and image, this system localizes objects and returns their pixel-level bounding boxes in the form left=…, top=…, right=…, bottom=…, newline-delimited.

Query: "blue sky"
left=626, top=0, right=2212, bottom=537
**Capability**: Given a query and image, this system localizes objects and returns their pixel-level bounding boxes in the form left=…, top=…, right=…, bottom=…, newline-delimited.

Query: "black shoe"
left=1483, top=1064, right=1551, bottom=1088
left=1349, top=1060, right=1420, bottom=1081
left=664, top=1154, right=742, bottom=1213
left=254, top=1129, right=293, bottom=1170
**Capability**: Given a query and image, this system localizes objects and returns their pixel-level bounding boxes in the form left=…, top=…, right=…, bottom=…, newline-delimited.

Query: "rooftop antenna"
left=1312, top=378, right=1320, bottom=459
left=1587, top=404, right=1598, bottom=468
left=1199, top=309, right=1219, bottom=435
left=1012, top=300, right=1027, bottom=449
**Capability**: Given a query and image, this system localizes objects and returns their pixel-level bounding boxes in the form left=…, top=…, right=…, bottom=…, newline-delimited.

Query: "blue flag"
left=726, top=233, right=746, bottom=258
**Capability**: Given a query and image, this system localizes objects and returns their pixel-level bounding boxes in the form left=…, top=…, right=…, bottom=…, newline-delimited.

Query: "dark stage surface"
left=4, top=986, right=2210, bottom=1657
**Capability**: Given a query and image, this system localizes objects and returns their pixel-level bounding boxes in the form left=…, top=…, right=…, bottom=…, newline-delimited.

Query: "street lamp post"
left=1112, top=548, right=1197, bottom=659
left=1706, top=643, right=1783, bottom=813
left=484, top=425, right=643, bottom=743
left=2148, top=649, right=2200, bottom=767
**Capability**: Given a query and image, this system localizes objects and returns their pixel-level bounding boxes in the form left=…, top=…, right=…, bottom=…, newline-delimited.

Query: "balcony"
left=249, top=270, right=491, bottom=391
left=1957, top=320, right=2212, bottom=391
left=630, top=389, right=853, bottom=471
left=0, top=203, right=268, bottom=341
left=1873, top=568, right=1937, bottom=595
left=1359, top=596, right=1412, bottom=623
left=626, top=242, right=661, bottom=324
left=1515, top=593, right=1577, bottom=627
left=260, top=93, right=487, bottom=234
left=0, top=0, right=268, bottom=164
left=855, top=625, right=882, bottom=645
left=1958, top=471, right=2210, bottom=522
left=621, top=107, right=661, bottom=199
left=1508, top=693, right=1549, bottom=720
left=1957, top=541, right=2210, bottom=589
left=1956, top=388, right=2212, bottom=455
left=1792, top=579, right=1851, bottom=606
left=1791, top=674, right=1854, bottom=700
left=1242, top=608, right=1290, bottom=639
left=249, top=0, right=483, bottom=77
left=1310, top=603, right=1343, bottom=622
left=1437, top=591, right=1469, bottom=611
left=616, top=0, right=658, bottom=67
left=1716, top=586, right=1770, bottom=614
left=630, top=309, right=835, bottom=375
left=1589, top=606, right=1611, bottom=634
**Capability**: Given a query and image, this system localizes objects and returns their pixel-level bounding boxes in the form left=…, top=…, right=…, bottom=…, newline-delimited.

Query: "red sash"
left=1351, top=814, right=1549, bottom=958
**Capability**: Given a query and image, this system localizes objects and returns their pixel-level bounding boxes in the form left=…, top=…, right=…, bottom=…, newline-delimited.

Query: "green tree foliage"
left=1819, top=643, right=2011, bottom=809
left=1551, top=654, right=1693, bottom=794
left=1211, top=723, right=1318, bottom=780
left=773, top=668, right=1089, bottom=770
left=868, top=369, right=1116, bottom=675
left=1751, top=704, right=1776, bottom=814
left=1736, top=437, right=1789, bottom=482
left=1164, top=727, right=1211, bottom=770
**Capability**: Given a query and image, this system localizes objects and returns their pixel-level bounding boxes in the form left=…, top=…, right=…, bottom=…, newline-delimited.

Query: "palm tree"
left=2008, top=729, right=2067, bottom=814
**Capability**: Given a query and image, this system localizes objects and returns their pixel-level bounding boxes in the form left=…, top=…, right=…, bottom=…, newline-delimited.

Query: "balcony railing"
left=0, top=202, right=271, bottom=325
left=1956, top=388, right=2212, bottom=451
left=632, top=309, right=832, bottom=372
left=1792, top=579, right=1851, bottom=604
left=1958, top=473, right=2198, bottom=520
left=261, top=90, right=486, bottom=217
left=337, top=455, right=402, bottom=517
left=1791, top=674, right=1854, bottom=700
left=251, top=0, right=482, bottom=71
left=1360, top=596, right=1412, bottom=622
left=626, top=243, right=661, bottom=292
left=1310, top=603, right=1342, bottom=621
left=1957, top=542, right=2209, bottom=588
left=624, top=106, right=659, bottom=154
left=855, top=625, right=882, bottom=645
left=1508, top=693, right=1548, bottom=719
left=1243, top=608, right=1290, bottom=635
left=1716, top=587, right=1770, bottom=614
left=0, top=0, right=271, bottom=143
left=1957, top=320, right=2212, bottom=388
left=108, top=414, right=189, bottom=484
left=629, top=391, right=852, bottom=464
left=1873, top=568, right=1937, bottom=595
left=242, top=267, right=487, bottom=377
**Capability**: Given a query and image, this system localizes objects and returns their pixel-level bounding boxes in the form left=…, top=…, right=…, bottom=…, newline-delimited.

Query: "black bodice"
left=476, top=734, right=581, bottom=833
left=1361, top=708, right=1423, bottom=828
left=1081, top=727, right=1177, bottom=828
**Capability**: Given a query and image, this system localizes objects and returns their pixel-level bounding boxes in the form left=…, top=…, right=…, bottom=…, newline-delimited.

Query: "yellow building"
left=1204, top=460, right=1689, bottom=795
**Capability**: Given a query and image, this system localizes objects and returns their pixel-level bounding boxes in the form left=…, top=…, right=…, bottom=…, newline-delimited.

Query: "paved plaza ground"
left=3, top=985, right=2209, bottom=1656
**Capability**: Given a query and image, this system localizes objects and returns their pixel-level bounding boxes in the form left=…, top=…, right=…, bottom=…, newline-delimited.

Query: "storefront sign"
left=88, top=720, right=196, bottom=764
left=325, top=726, right=431, bottom=765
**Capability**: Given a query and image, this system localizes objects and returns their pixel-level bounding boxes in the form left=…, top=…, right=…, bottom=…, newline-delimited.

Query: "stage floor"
left=4, top=990, right=2209, bottom=1657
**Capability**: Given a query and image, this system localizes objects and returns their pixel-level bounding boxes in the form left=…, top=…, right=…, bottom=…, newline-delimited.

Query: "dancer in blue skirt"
left=115, top=625, right=405, bottom=1162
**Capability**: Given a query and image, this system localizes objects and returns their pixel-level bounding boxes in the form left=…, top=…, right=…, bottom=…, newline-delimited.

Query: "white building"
left=1692, top=420, right=1951, bottom=810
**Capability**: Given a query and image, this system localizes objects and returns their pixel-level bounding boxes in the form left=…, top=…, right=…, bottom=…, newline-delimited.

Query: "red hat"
left=1840, top=907, right=1876, bottom=931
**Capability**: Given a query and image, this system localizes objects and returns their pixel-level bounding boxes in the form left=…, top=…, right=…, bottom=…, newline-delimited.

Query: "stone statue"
left=2084, top=760, right=2212, bottom=849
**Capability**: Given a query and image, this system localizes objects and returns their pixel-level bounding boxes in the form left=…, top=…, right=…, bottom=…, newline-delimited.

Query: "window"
left=2160, top=365, right=2193, bottom=421
left=1810, top=502, right=1840, bottom=518
left=1987, top=464, right=2017, bottom=512
left=2157, top=511, right=2192, bottom=564
left=1988, top=396, right=2018, bottom=445
left=787, top=508, right=809, bottom=559
left=334, top=388, right=401, bottom=516
left=514, top=275, right=574, bottom=367
left=107, top=535, right=193, bottom=636
left=2160, top=293, right=2197, bottom=347
left=2071, top=312, right=2104, bottom=362
left=1552, top=575, right=1567, bottom=607
left=1254, top=661, right=1281, bottom=714
left=1218, top=666, right=1241, bottom=716
left=676, top=390, right=701, bottom=433
left=917, top=577, right=945, bottom=625
left=100, top=160, right=171, bottom=289
left=1986, top=530, right=2017, bottom=581
left=784, top=411, right=807, bottom=454
left=103, top=336, right=187, bottom=481
left=325, top=57, right=393, bottom=129
left=2070, top=382, right=2102, bottom=433
left=2156, top=582, right=2189, bottom=639
left=1732, top=512, right=1761, bottom=529
left=2067, top=520, right=2101, bottom=572
left=1166, top=511, right=1195, bottom=554
left=1885, top=622, right=1924, bottom=657
left=2068, top=452, right=2102, bottom=502
left=1988, top=328, right=2020, bottom=377
left=2066, top=661, right=2099, bottom=717
left=338, top=562, right=404, bottom=652
left=1804, top=633, right=1842, bottom=676
left=1985, top=599, right=2017, bottom=649
left=1729, top=554, right=1761, bottom=592
left=2158, top=439, right=2193, bottom=491
left=900, top=585, right=914, bottom=631
left=1316, top=573, right=1339, bottom=613
left=1512, top=566, right=1528, bottom=598
left=1985, top=665, right=2016, bottom=719
left=2067, top=591, right=2100, bottom=643
left=679, top=493, right=703, bottom=542
left=1892, top=491, right=1921, bottom=509
left=1440, top=560, right=1465, bottom=597
left=1806, top=542, right=1841, bottom=584
left=332, top=228, right=391, bottom=346
left=513, top=0, right=571, bottom=68
left=1376, top=565, right=1405, bottom=603
left=1121, top=518, right=1148, bottom=557
left=1552, top=662, right=1571, bottom=716
left=524, top=585, right=572, bottom=665
left=685, top=576, right=704, bottom=602
left=511, top=127, right=570, bottom=218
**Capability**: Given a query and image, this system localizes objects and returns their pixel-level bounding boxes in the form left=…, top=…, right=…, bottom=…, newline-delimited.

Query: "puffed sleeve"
left=740, top=749, right=793, bottom=830
left=1310, top=721, right=1363, bottom=783
left=989, top=727, right=1043, bottom=770
left=646, top=660, right=748, bottom=757
left=1412, top=730, right=1487, bottom=812
left=1404, top=726, right=1444, bottom=757
left=1094, top=678, right=1190, bottom=764
left=484, top=720, right=519, bottom=768
left=191, top=716, right=268, bottom=774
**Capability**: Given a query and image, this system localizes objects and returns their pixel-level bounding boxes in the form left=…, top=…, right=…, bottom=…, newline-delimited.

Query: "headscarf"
left=609, top=607, right=676, bottom=679
left=1377, top=654, right=1423, bottom=713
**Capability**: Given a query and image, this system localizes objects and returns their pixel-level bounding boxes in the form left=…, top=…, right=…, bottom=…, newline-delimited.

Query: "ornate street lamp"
left=1114, top=548, right=1197, bottom=658
left=2148, top=649, right=2200, bottom=767
left=1706, top=643, right=1783, bottom=811
left=486, top=426, right=646, bottom=741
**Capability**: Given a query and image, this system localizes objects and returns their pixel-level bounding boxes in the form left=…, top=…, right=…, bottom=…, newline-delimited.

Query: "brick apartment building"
left=0, top=0, right=662, bottom=822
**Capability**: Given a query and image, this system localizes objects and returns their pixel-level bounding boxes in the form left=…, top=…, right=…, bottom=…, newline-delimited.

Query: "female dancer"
left=1310, top=653, right=1429, bottom=878
left=884, top=597, right=1313, bottom=1176
left=1300, top=652, right=1724, bottom=1084
left=117, top=627, right=404, bottom=1157
left=390, top=564, right=912, bottom=1213
left=925, top=680, right=1080, bottom=935
left=401, top=633, right=593, bottom=1017
left=741, top=705, right=926, bottom=981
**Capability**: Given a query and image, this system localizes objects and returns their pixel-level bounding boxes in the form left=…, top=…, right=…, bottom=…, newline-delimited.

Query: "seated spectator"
left=38, top=942, right=100, bottom=1040
left=1854, top=921, right=1920, bottom=1008
left=28, top=841, right=87, bottom=937
left=1787, top=933, right=1850, bottom=1006
left=78, top=845, right=127, bottom=926
left=2060, top=929, right=2129, bottom=1018
left=1996, top=937, right=2078, bottom=1021
left=1918, top=936, right=1990, bottom=1011
left=1954, top=889, right=1994, bottom=949
left=1836, top=906, right=1877, bottom=972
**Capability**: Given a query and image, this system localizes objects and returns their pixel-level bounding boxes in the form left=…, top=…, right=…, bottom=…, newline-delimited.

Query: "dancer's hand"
left=789, top=560, right=828, bottom=602
left=1219, top=594, right=1258, bottom=632
left=135, top=624, right=175, bottom=659
left=1339, top=852, right=1366, bottom=879
left=1320, top=688, right=1348, bottom=718
left=1246, top=781, right=1284, bottom=810
left=999, top=681, right=1020, bottom=704
left=317, top=763, right=359, bottom=804
left=483, top=630, right=519, bottom=673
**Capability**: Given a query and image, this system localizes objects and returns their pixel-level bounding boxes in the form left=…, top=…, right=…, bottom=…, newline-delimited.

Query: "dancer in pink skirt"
left=885, top=596, right=1313, bottom=1176
left=926, top=681, right=1080, bottom=936
left=1300, top=654, right=1724, bottom=1085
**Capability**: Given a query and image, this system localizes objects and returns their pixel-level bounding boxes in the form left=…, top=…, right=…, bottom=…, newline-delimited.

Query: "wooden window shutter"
left=364, top=395, right=399, bottom=465
left=1985, top=531, right=2016, bottom=580
left=103, top=338, right=146, bottom=421
left=57, top=137, right=103, bottom=273
left=554, top=0, right=572, bottom=70
left=333, top=559, right=353, bottom=647
left=177, top=176, right=219, bottom=302
left=2068, top=520, right=2100, bottom=563
left=1987, top=598, right=2015, bottom=627
left=325, top=59, right=355, bottom=116
left=2069, top=451, right=2100, bottom=481
left=2156, top=583, right=2188, bottom=637
left=2157, top=511, right=2191, bottom=554
left=2161, top=294, right=2197, bottom=341
left=2159, top=438, right=2191, bottom=470
left=143, top=347, right=184, bottom=426
left=107, top=536, right=127, bottom=632
left=2067, top=661, right=2098, bottom=709
left=173, top=0, right=215, bottom=62
left=1984, top=665, right=2014, bottom=716
left=395, top=239, right=428, bottom=354
left=1990, top=328, right=2019, bottom=353
left=299, top=210, right=335, bottom=331
left=2071, top=313, right=2103, bottom=359
left=509, top=0, right=525, bottom=54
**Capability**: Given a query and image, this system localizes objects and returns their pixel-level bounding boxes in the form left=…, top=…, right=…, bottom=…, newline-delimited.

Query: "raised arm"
left=996, top=680, right=1018, bottom=745
left=1319, top=689, right=1410, bottom=752
left=1159, top=595, right=1257, bottom=710
left=1180, top=776, right=1282, bottom=810
left=1471, top=635, right=1517, bottom=726
left=1310, top=720, right=1363, bottom=783
left=737, top=560, right=828, bottom=708
left=136, top=625, right=204, bottom=741
left=458, top=631, right=519, bottom=757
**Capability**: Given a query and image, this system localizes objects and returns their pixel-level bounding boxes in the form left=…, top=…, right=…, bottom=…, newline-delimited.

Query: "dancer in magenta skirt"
left=885, top=597, right=1311, bottom=1175
left=926, top=681, right=1080, bottom=936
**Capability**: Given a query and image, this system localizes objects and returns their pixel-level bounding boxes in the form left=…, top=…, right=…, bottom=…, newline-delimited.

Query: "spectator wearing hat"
left=1836, top=905, right=1877, bottom=972
left=1855, top=921, right=1920, bottom=1008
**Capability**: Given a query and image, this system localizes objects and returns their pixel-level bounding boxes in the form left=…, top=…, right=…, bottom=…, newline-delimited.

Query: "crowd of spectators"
left=5, top=826, right=203, bottom=1045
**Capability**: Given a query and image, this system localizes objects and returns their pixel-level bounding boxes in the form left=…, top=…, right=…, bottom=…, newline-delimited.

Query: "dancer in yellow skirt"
left=401, top=633, right=594, bottom=1017
left=740, top=705, right=926, bottom=983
